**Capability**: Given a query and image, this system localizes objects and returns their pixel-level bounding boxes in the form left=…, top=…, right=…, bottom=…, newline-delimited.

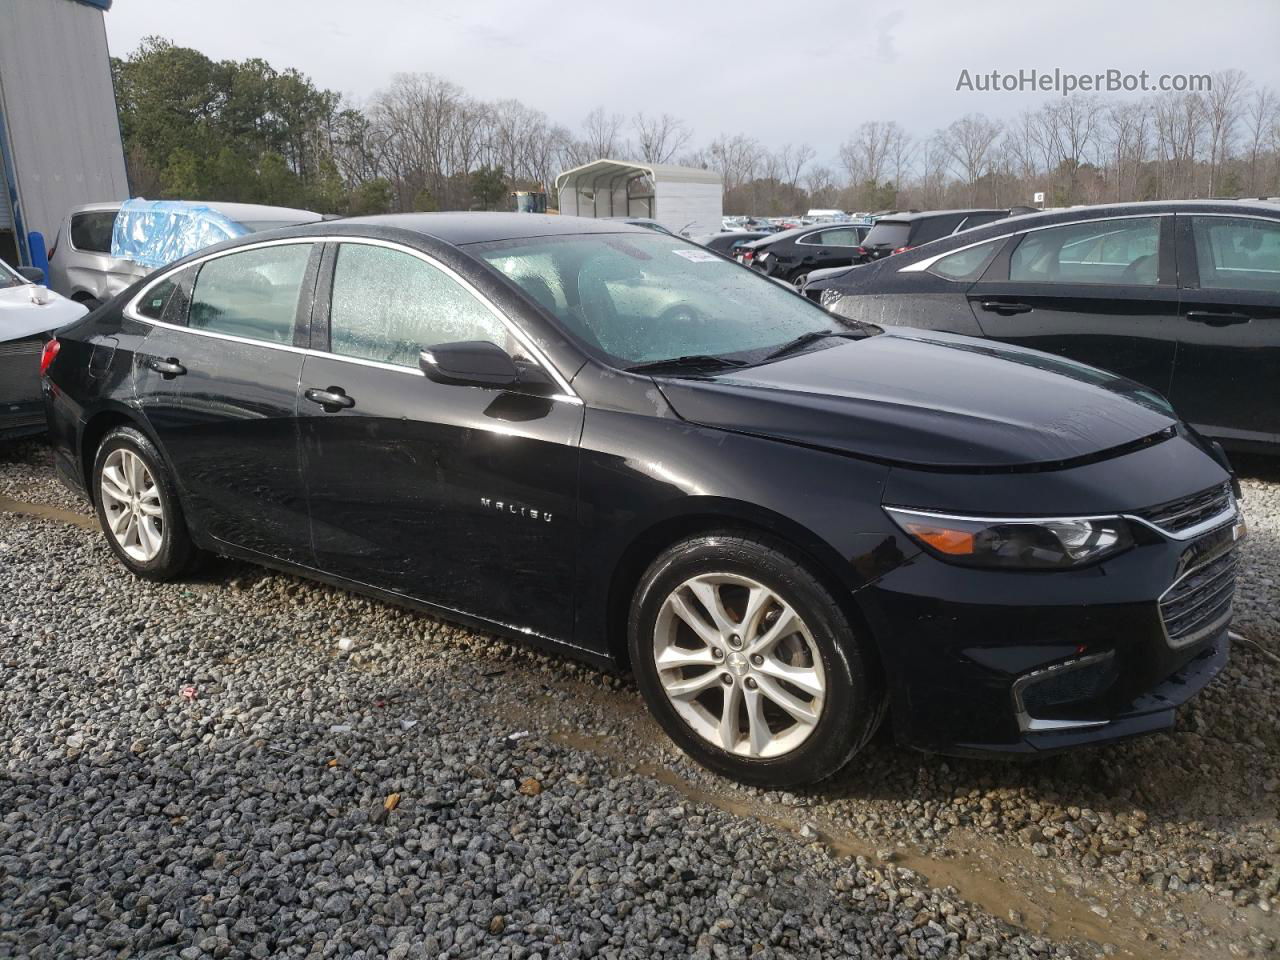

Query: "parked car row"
left=39, top=212, right=1245, bottom=788
left=736, top=207, right=1039, bottom=288
left=807, top=199, right=1280, bottom=455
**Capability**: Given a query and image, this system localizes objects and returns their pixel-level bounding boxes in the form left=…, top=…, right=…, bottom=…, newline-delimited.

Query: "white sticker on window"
left=671, top=248, right=722, bottom=263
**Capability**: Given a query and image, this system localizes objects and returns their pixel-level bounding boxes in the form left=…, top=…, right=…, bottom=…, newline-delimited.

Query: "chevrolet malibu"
left=42, top=214, right=1245, bottom=786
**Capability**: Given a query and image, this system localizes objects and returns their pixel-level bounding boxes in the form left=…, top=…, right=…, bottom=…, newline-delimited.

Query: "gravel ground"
left=1, top=439, right=1278, bottom=959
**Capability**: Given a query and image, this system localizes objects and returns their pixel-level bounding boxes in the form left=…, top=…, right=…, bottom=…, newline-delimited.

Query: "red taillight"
left=40, top=338, right=60, bottom=376
left=855, top=246, right=866, bottom=255
left=891, top=246, right=913, bottom=255
left=741, top=250, right=754, bottom=262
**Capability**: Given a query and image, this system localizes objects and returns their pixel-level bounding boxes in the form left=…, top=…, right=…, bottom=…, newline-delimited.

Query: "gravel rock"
left=2, top=438, right=1279, bottom=959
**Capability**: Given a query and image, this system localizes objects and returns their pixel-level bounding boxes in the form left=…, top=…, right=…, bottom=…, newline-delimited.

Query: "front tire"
left=92, top=425, right=199, bottom=580
left=629, top=532, right=883, bottom=787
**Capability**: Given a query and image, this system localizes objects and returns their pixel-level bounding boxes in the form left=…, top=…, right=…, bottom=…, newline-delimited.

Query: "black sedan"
left=809, top=200, right=1280, bottom=455
left=739, top=222, right=870, bottom=287
left=43, top=213, right=1243, bottom=786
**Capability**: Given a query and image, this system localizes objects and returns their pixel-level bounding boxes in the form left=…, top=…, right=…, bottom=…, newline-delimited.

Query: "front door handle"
left=979, top=301, right=1034, bottom=316
left=146, top=356, right=186, bottom=378
left=305, top=386, right=355, bottom=412
left=1186, top=310, right=1252, bottom=327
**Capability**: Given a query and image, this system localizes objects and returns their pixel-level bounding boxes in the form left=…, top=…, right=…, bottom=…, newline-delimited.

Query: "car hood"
left=0, top=285, right=87, bottom=342
left=655, top=328, right=1179, bottom=469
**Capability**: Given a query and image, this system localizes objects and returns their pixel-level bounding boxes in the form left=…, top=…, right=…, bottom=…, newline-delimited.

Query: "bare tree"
left=632, top=112, right=691, bottom=164
left=1203, top=69, right=1250, bottom=196
left=937, top=113, right=1003, bottom=204
left=1243, top=86, right=1277, bottom=195
left=576, top=107, right=628, bottom=162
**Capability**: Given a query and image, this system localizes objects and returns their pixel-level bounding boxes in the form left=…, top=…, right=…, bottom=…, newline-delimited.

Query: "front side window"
left=799, top=227, right=864, bottom=247
left=70, top=212, right=117, bottom=254
left=928, top=239, right=1004, bottom=281
left=476, top=233, right=868, bottom=366
left=1190, top=216, right=1280, bottom=292
left=1010, top=217, right=1161, bottom=285
left=328, top=243, right=526, bottom=368
left=135, top=278, right=178, bottom=320
left=188, top=243, right=311, bottom=343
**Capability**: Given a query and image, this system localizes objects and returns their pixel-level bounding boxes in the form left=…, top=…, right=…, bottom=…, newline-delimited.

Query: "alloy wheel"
left=653, top=572, right=827, bottom=758
left=99, top=448, right=165, bottom=562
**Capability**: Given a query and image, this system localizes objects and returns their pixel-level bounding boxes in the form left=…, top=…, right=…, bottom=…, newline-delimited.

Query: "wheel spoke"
left=740, top=584, right=772, bottom=638
left=668, top=593, right=721, bottom=648
left=718, top=681, right=743, bottom=751
left=137, top=495, right=163, bottom=518
left=125, top=452, right=143, bottom=494
left=687, top=579, right=736, bottom=637
left=743, top=686, right=772, bottom=757
left=746, top=604, right=800, bottom=655
left=107, top=506, right=131, bottom=535
left=137, top=516, right=160, bottom=556
left=655, top=645, right=718, bottom=671
left=101, top=465, right=130, bottom=502
left=756, top=656, right=824, bottom=698
left=755, top=674, right=819, bottom=725
left=123, top=513, right=140, bottom=551
left=663, top=669, right=723, bottom=700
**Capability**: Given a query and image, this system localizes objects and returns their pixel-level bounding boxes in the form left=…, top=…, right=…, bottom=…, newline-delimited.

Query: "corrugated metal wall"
left=0, top=0, right=128, bottom=256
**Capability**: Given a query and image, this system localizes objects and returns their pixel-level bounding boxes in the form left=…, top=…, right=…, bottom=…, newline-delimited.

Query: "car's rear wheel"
left=629, top=532, right=883, bottom=787
left=792, top=271, right=810, bottom=289
left=92, top=425, right=198, bottom=580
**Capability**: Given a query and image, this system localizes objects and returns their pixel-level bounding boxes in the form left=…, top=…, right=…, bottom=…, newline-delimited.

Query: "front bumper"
left=859, top=511, right=1240, bottom=757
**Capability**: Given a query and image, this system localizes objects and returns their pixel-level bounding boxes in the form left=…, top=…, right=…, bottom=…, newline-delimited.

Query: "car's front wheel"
left=629, top=532, right=883, bottom=787
left=92, top=425, right=199, bottom=580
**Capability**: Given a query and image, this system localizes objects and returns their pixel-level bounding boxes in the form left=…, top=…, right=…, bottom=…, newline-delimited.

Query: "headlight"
left=885, top=507, right=1134, bottom=569
left=820, top=289, right=841, bottom=308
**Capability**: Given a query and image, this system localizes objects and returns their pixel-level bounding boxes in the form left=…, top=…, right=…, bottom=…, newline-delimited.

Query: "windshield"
left=0, top=259, right=25, bottom=289
left=474, top=233, right=872, bottom=367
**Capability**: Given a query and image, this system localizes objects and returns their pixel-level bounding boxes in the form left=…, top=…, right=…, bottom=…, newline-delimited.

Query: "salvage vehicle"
left=809, top=200, right=1280, bottom=454
left=739, top=222, right=872, bottom=286
left=43, top=214, right=1243, bottom=786
left=848, top=208, right=1032, bottom=264
left=0, top=259, right=86, bottom=441
left=46, top=199, right=325, bottom=310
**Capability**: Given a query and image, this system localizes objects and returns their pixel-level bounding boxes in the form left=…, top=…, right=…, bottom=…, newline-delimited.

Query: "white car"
left=0, top=260, right=86, bottom=440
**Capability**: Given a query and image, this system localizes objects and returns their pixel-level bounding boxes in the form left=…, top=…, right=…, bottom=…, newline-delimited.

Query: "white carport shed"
left=555, top=160, right=723, bottom=237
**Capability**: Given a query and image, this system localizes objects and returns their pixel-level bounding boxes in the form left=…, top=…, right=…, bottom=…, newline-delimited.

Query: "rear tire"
left=629, top=532, right=883, bottom=787
left=92, top=425, right=199, bottom=581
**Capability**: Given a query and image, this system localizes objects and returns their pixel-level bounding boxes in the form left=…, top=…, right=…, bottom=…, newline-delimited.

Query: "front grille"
left=1134, top=482, right=1233, bottom=535
left=0, top=336, right=43, bottom=405
left=1159, top=549, right=1237, bottom=648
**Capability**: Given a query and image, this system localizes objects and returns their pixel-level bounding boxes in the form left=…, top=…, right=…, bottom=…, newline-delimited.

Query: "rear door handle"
left=146, top=357, right=185, bottom=378
left=305, top=386, right=355, bottom=411
left=979, top=301, right=1033, bottom=316
left=1185, top=310, right=1252, bottom=327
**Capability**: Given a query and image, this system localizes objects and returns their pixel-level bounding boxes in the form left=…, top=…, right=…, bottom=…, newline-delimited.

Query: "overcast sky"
left=104, top=0, right=1280, bottom=163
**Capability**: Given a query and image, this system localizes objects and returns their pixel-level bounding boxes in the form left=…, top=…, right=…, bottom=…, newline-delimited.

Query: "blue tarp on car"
left=110, top=199, right=249, bottom=270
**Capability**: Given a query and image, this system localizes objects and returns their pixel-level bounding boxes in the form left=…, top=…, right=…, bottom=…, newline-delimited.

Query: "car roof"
left=67, top=199, right=324, bottom=223
left=339, top=212, right=651, bottom=245
left=875, top=209, right=1010, bottom=224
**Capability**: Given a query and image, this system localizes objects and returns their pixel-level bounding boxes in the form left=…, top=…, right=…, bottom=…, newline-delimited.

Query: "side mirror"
left=17, top=266, right=46, bottom=284
left=419, top=340, right=520, bottom=388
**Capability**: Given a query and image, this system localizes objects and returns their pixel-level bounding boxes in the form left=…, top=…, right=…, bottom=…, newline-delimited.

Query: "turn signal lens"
left=885, top=507, right=1134, bottom=569
left=39, top=338, right=60, bottom=376
left=905, top=524, right=975, bottom=555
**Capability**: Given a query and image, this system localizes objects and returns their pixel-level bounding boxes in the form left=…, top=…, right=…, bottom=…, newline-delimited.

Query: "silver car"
left=47, top=200, right=325, bottom=308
